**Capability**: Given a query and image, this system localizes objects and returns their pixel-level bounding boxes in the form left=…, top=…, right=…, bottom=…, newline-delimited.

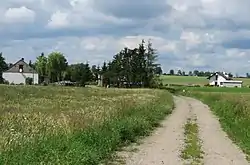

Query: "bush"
left=3, top=79, right=9, bottom=84
left=25, top=77, right=33, bottom=85
left=204, top=83, right=213, bottom=87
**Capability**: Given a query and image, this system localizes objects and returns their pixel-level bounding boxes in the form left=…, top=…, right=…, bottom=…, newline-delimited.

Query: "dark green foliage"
left=47, top=52, right=68, bottom=82
left=65, top=63, right=93, bottom=86
left=35, top=52, right=48, bottom=83
left=25, top=77, right=33, bottom=85
left=0, top=52, right=8, bottom=83
left=100, top=39, right=162, bottom=88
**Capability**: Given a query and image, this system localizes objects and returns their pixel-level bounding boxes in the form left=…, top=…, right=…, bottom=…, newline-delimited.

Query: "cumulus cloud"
left=3, top=6, right=35, bottom=23
left=47, top=11, right=69, bottom=28
left=0, top=0, right=250, bottom=75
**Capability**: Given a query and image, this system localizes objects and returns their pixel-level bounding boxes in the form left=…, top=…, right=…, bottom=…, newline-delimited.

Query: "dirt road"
left=119, top=96, right=249, bottom=165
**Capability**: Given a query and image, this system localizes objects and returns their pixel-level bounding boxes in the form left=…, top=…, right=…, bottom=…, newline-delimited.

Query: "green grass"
left=184, top=90, right=250, bottom=161
left=185, top=86, right=250, bottom=93
left=161, top=75, right=250, bottom=87
left=161, top=75, right=207, bottom=86
left=181, top=117, right=203, bottom=165
left=0, top=85, right=174, bottom=164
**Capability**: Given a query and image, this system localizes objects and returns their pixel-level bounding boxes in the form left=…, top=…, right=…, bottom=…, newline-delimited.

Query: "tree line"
left=0, top=40, right=163, bottom=88
left=165, top=69, right=234, bottom=77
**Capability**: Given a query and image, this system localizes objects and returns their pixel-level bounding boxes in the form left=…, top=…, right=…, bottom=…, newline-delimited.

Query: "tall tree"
left=71, top=63, right=93, bottom=85
left=177, top=70, right=182, bottom=75
left=29, top=60, right=35, bottom=69
left=99, top=39, right=161, bottom=88
left=35, top=53, right=48, bottom=83
left=47, top=52, right=68, bottom=82
left=228, top=72, right=233, bottom=78
left=155, top=66, right=163, bottom=75
left=169, top=69, right=174, bottom=75
left=144, top=40, right=159, bottom=87
left=91, top=65, right=100, bottom=81
left=193, top=70, right=199, bottom=76
left=0, top=53, right=8, bottom=83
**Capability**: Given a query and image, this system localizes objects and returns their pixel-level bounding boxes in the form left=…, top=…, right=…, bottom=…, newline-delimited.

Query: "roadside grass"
left=186, top=86, right=250, bottom=93
left=181, top=117, right=204, bottom=165
left=0, top=85, right=173, bottom=164
left=184, top=91, right=250, bottom=161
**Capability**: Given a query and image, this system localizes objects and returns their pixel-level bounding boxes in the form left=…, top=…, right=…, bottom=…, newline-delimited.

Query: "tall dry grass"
left=0, top=85, right=173, bottom=164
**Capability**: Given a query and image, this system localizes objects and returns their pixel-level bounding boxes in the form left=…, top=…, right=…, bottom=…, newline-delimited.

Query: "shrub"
left=3, top=79, right=9, bottom=84
left=25, top=77, right=33, bottom=85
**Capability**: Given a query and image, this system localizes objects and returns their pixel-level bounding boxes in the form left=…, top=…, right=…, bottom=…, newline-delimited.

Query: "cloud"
left=47, top=11, right=69, bottom=28
left=3, top=6, right=36, bottom=23
left=92, top=0, right=170, bottom=19
left=0, top=0, right=250, bottom=75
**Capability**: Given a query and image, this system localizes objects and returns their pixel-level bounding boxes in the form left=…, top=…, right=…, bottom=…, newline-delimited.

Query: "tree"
left=193, top=70, right=199, bottom=76
left=47, top=52, right=68, bottom=82
left=99, top=39, right=160, bottom=88
left=177, top=70, right=182, bottom=75
left=188, top=71, right=193, bottom=76
left=82, top=63, right=93, bottom=84
left=228, top=73, right=233, bottom=78
left=144, top=39, right=160, bottom=87
left=25, top=77, right=33, bottom=85
left=91, top=65, right=100, bottom=81
left=155, top=66, right=163, bottom=75
left=66, top=63, right=90, bottom=86
left=29, top=60, right=35, bottom=69
left=35, top=53, right=48, bottom=83
left=0, top=53, right=8, bottom=83
left=101, top=62, right=108, bottom=74
left=169, top=69, right=174, bottom=75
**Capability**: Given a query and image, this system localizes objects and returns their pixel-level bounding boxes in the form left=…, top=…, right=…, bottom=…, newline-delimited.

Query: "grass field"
left=161, top=75, right=250, bottom=86
left=0, top=85, right=173, bottom=164
left=184, top=87, right=250, bottom=160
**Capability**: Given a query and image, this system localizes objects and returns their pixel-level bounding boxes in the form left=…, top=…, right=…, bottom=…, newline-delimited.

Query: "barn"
left=2, top=58, right=39, bottom=85
left=207, top=72, right=243, bottom=88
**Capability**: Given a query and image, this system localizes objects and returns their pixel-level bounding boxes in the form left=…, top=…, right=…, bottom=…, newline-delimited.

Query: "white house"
left=3, top=58, right=39, bottom=85
left=207, top=72, right=243, bottom=88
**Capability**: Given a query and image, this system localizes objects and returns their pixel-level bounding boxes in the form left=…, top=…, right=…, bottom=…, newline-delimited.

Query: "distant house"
left=2, top=58, right=39, bottom=84
left=207, top=72, right=243, bottom=88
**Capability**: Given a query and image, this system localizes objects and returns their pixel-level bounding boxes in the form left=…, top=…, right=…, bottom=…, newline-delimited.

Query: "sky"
left=1, top=0, right=250, bottom=75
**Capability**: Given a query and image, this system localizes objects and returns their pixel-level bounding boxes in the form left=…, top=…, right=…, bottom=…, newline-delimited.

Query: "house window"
left=19, top=65, right=23, bottom=72
left=215, top=75, right=218, bottom=80
left=220, top=82, right=223, bottom=85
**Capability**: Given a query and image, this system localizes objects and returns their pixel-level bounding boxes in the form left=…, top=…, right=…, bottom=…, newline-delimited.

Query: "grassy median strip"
left=181, top=117, right=204, bottom=165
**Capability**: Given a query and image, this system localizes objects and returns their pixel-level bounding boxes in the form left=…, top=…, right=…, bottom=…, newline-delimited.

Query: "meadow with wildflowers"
left=0, top=85, right=173, bottom=164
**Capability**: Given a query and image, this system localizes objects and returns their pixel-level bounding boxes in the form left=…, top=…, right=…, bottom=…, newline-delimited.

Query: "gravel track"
left=115, top=96, right=249, bottom=165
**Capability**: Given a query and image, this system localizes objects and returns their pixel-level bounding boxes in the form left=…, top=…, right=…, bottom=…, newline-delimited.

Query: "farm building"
left=207, top=72, right=243, bottom=88
left=2, top=58, right=39, bottom=85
